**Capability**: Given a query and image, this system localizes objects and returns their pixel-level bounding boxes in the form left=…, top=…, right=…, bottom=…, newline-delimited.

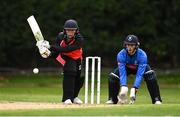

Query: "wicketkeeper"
left=106, top=35, right=162, bottom=104
left=36, top=19, right=84, bottom=104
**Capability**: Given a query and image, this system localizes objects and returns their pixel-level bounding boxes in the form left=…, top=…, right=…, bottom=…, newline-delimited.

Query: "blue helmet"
left=63, top=19, right=79, bottom=30
left=124, top=35, right=139, bottom=45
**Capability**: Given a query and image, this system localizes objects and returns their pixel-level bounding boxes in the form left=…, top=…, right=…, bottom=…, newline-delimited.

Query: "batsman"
left=106, top=35, right=162, bottom=104
left=36, top=19, right=84, bottom=104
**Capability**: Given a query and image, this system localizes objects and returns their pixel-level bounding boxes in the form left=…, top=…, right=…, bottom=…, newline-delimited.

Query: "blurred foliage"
left=0, top=0, right=180, bottom=68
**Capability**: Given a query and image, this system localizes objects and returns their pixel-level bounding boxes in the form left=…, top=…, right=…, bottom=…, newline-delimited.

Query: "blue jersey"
left=117, top=48, right=147, bottom=88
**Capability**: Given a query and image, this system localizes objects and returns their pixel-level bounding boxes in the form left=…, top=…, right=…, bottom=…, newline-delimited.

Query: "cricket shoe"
left=73, top=97, right=83, bottom=104
left=105, top=99, right=114, bottom=104
left=155, top=101, right=162, bottom=104
left=106, top=96, right=121, bottom=104
left=64, top=99, right=73, bottom=105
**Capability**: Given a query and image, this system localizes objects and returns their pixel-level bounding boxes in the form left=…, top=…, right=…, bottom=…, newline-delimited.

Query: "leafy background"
left=0, top=0, right=180, bottom=68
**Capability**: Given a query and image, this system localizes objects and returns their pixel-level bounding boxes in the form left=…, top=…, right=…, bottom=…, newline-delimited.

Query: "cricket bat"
left=27, top=15, right=44, bottom=41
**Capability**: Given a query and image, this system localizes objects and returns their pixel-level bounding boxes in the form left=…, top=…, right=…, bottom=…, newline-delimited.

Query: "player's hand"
left=119, top=86, right=128, bottom=104
left=39, top=46, right=51, bottom=58
left=36, top=40, right=50, bottom=49
left=129, top=88, right=137, bottom=104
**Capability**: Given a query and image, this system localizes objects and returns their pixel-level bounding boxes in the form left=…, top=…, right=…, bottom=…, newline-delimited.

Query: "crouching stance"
left=106, top=35, right=162, bottom=104
left=35, top=19, right=84, bottom=105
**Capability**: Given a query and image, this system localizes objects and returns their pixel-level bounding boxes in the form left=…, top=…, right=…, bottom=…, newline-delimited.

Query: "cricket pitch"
left=0, top=102, right=116, bottom=110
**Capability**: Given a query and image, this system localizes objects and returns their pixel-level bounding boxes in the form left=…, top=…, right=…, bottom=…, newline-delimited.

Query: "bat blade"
left=27, top=15, right=44, bottom=41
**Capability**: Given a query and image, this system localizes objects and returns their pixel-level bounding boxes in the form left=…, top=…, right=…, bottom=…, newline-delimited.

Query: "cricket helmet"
left=124, top=35, right=139, bottom=46
left=63, top=19, right=79, bottom=30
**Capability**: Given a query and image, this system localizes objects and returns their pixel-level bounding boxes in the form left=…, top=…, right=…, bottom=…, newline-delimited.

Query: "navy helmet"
left=124, top=35, right=139, bottom=46
left=63, top=19, right=79, bottom=30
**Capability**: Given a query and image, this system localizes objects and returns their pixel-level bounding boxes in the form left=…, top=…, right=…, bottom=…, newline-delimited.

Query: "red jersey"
left=54, top=32, right=83, bottom=65
left=60, top=39, right=82, bottom=60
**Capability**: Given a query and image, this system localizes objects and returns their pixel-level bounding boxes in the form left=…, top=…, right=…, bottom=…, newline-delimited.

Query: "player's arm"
left=117, top=50, right=129, bottom=104
left=50, top=34, right=83, bottom=53
left=117, top=50, right=127, bottom=86
left=48, top=33, right=64, bottom=58
left=133, top=52, right=147, bottom=88
left=129, top=51, right=147, bottom=104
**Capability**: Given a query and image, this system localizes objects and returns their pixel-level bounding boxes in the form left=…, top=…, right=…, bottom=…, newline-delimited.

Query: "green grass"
left=0, top=72, right=180, bottom=116
left=0, top=104, right=179, bottom=116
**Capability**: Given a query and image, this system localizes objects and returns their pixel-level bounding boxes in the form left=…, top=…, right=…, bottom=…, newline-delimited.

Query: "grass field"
left=0, top=71, right=180, bottom=116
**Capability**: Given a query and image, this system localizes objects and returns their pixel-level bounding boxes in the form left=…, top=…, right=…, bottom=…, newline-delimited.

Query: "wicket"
left=85, top=56, right=101, bottom=104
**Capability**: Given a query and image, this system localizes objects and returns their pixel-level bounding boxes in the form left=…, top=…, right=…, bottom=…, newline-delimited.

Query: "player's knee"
left=144, top=70, right=157, bottom=81
left=109, top=72, right=119, bottom=83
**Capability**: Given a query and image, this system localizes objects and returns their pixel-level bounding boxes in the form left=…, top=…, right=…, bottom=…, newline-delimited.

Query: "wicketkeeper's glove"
left=39, top=46, right=51, bottom=58
left=36, top=40, right=50, bottom=49
left=119, top=86, right=128, bottom=104
left=129, top=88, right=137, bottom=104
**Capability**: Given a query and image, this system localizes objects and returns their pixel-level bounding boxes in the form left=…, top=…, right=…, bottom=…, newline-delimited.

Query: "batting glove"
left=36, top=40, right=50, bottom=49
left=39, top=46, right=51, bottom=58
